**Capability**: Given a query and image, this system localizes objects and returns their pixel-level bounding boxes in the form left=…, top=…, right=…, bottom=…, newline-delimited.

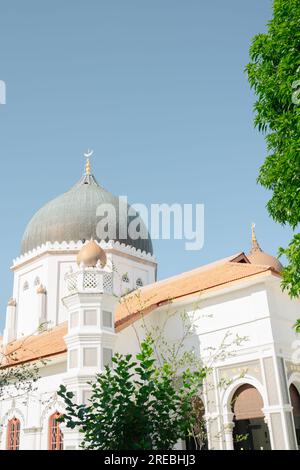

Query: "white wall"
left=9, top=244, right=156, bottom=339
left=110, top=251, right=156, bottom=297
left=266, top=279, right=300, bottom=350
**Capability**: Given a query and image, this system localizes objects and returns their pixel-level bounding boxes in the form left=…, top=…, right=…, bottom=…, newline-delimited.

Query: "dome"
left=247, top=251, right=283, bottom=272
left=77, top=240, right=107, bottom=267
left=21, top=173, right=153, bottom=256
left=247, top=224, right=283, bottom=273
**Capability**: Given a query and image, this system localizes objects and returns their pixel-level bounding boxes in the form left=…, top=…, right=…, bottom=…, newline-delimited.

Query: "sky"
left=0, top=0, right=292, bottom=331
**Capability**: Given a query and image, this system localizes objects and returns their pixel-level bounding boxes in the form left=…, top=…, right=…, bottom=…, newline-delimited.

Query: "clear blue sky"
left=0, top=0, right=291, bottom=331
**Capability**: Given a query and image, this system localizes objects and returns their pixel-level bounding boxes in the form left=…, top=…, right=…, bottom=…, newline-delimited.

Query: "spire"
left=84, top=149, right=94, bottom=176
left=251, top=223, right=262, bottom=253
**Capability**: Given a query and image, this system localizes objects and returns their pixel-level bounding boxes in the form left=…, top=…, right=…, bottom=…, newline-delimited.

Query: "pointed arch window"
left=48, top=412, right=64, bottom=450
left=34, top=277, right=40, bottom=286
left=136, top=278, right=143, bottom=288
left=7, top=417, right=20, bottom=450
left=122, top=273, right=130, bottom=283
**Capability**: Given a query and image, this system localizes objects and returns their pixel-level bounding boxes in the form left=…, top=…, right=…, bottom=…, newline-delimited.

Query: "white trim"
left=13, top=240, right=156, bottom=268
left=221, top=374, right=266, bottom=414
left=220, top=375, right=269, bottom=450
left=288, top=372, right=300, bottom=394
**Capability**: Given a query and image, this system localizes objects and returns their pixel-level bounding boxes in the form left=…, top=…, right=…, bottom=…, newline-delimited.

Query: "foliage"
left=279, top=234, right=300, bottom=299
left=0, top=325, right=49, bottom=400
left=0, top=343, right=41, bottom=400
left=58, top=335, right=207, bottom=450
left=294, top=318, right=300, bottom=334
left=245, top=0, right=300, bottom=305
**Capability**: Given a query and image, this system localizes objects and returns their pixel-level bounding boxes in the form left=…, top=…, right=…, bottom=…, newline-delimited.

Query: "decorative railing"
left=65, top=269, right=113, bottom=295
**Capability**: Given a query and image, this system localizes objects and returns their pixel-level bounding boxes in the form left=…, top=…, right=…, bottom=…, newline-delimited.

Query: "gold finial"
left=7, top=298, right=16, bottom=307
left=251, top=222, right=261, bottom=252
left=37, top=284, right=47, bottom=294
left=84, top=149, right=94, bottom=176
left=251, top=222, right=257, bottom=244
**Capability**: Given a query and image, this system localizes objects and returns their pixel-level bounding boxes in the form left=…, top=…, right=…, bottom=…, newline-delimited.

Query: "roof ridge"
left=138, top=252, right=246, bottom=292
left=116, top=262, right=279, bottom=330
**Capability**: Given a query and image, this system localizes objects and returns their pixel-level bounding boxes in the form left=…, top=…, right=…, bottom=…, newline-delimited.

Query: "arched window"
left=34, top=277, right=40, bottom=286
left=136, top=278, right=143, bottom=288
left=23, top=281, right=29, bottom=291
left=122, top=273, right=130, bottom=283
left=7, top=417, right=20, bottom=450
left=48, top=412, right=63, bottom=450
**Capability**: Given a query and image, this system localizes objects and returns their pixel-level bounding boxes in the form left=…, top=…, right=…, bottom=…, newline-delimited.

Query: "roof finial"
left=251, top=222, right=262, bottom=252
left=84, top=149, right=94, bottom=175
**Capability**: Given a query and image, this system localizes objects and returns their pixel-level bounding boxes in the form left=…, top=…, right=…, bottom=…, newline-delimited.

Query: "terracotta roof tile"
left=115, top=255, right=278, bottom=331
left=1, top=253, right=279, bottom=366
left=1, top=322, right=67, bottom=368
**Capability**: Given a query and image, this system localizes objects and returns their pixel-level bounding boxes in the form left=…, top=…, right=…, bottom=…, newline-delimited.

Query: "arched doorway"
left=290, top=384, right=300, bottom=449
left=185, top=397, right=208, bottom=450
left=231, top=384, right=271, bottom=450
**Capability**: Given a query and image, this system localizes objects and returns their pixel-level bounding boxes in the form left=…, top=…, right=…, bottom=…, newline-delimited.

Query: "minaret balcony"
left=65, top=268, right=113, bottom=295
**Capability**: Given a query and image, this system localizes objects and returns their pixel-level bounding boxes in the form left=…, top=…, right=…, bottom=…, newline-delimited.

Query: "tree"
left=245, top=0, right=300, bottom=305
left=0, top=339, right=42, bottom=400
left=58, top=335, right=207, bottom=450
left=0, top=325, right=49, bottom=400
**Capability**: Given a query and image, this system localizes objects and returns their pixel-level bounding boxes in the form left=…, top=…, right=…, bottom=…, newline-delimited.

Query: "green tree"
left=58, top=335, right=207, bottom=450
left=0, top=338, right=43, bottom=399
left=246, top=0, right=300, bottom=306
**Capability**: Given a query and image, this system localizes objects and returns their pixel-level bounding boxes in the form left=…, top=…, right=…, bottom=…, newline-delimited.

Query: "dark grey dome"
left=21, top=174, right=153, bottom=256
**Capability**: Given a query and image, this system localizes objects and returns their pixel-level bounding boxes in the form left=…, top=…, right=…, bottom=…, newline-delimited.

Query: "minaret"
left=3, top=298, right=17, bottom=344
left=37, top=284, right=47, bottom=328
left=61, top=239, right=118, bottom=449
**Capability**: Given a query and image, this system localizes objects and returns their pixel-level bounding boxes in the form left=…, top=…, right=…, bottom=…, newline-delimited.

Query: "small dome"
left=248, top=251, right=283, bottom=272
left=247, top=224, right=283, bottom=272
left=77, top=240, right=107, bottom=268
left=36, top=284, right=47, bottom=294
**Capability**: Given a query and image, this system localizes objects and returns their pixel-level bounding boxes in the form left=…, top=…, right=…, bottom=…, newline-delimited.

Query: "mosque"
left=0, top=154, right=300, bottom=450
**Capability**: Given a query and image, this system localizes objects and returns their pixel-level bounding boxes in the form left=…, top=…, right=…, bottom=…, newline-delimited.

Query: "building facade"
left=1, top=161, right=300, bottom=450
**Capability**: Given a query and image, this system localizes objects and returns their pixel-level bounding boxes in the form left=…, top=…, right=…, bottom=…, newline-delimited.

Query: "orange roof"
left=1, top=322, right=67, bottom=368
left=115, top=253, right=279, bottom=331
left=1, top=253, right=279, bottom=367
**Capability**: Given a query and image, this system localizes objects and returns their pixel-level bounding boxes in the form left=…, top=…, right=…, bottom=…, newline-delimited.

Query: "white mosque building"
left=0, top=156, right=300, bottom=451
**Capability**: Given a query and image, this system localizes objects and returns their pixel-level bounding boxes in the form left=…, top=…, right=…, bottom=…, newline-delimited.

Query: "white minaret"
left=61, top=240, right=118, bottom=449
left=37, top=284, right=47, bottom=328
left=3, top=298, right=17, bottom=344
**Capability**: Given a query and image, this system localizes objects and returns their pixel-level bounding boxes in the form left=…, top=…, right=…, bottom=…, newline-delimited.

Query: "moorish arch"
left=289, top=380, right=300, bottom=449
left=1, top=408, right=25, bottom=451
left=40, top=394, right=65, bottom=450
left=222, top=376, right=271, bottom=450
left=231, top=384, right=271, bottom=450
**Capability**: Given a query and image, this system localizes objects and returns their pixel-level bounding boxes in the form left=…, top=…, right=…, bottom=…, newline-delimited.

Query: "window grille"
left=48, top=412, right=63, bottom=451
left=7, top=417, right=20, bottom=450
